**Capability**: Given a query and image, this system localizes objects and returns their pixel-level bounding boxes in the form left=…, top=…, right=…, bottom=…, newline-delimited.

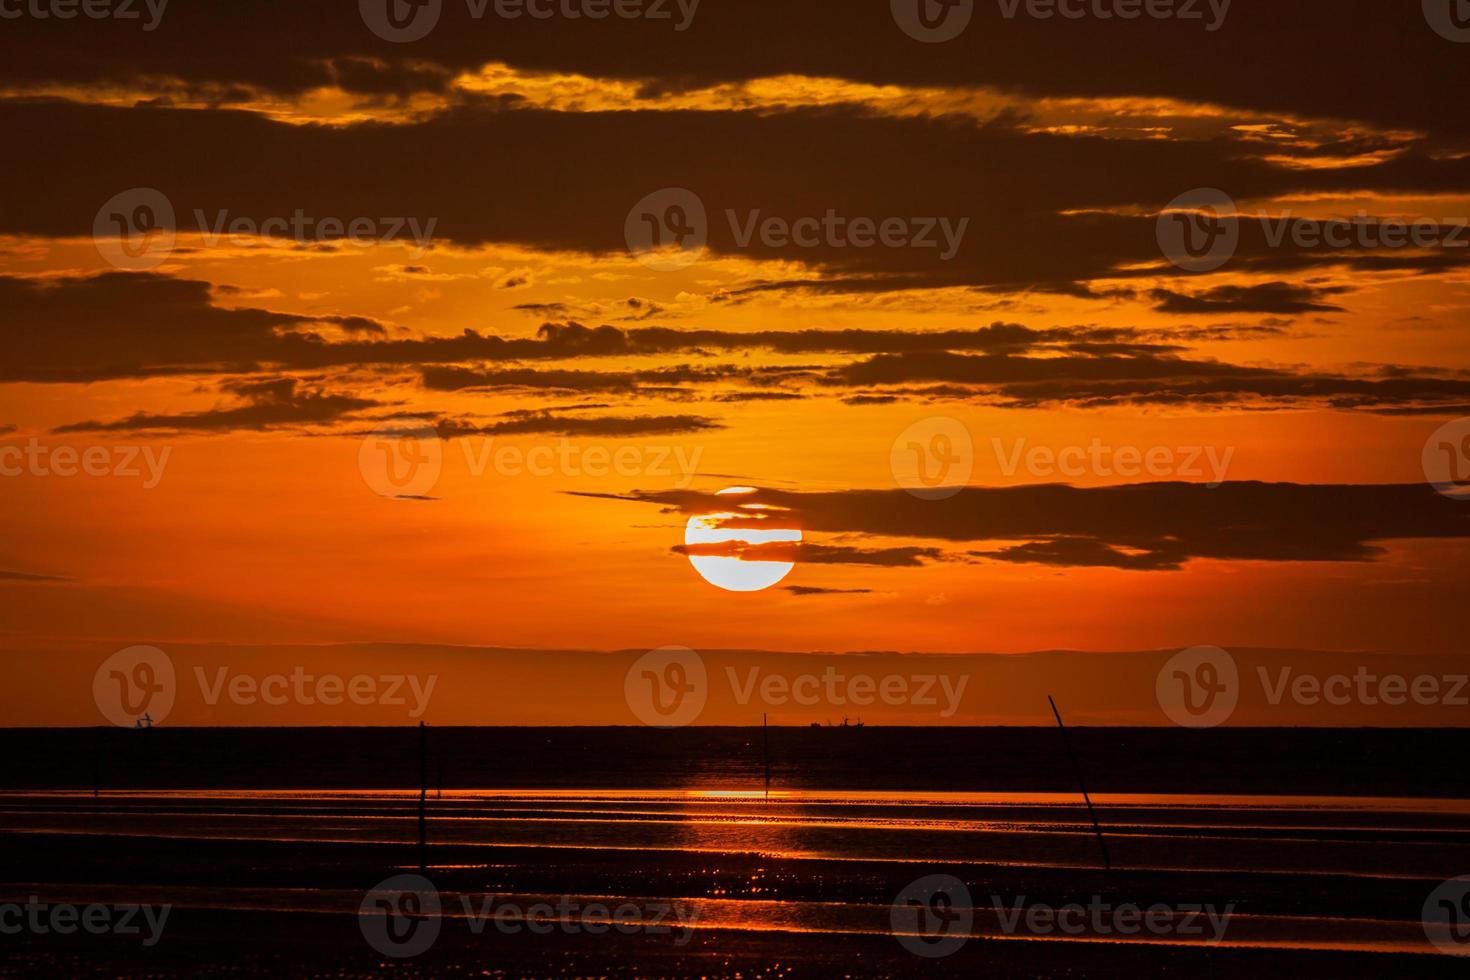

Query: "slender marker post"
left=1048, top=695, right=1111, bottom=871
left=418, top=721, right=428, bottom=872
left=762, top=713, right=770, bottom=802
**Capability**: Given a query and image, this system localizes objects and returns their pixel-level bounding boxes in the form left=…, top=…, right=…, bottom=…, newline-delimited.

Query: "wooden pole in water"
left=418, top=721, right=427, bottom=872
left=1047, top=695, right=1111, bottom=871
left=762, top=713, right=770, bottom=802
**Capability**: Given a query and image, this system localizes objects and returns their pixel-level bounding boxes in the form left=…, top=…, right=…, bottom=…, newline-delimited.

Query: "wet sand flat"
left=2, top=787, right=1467, bottom=976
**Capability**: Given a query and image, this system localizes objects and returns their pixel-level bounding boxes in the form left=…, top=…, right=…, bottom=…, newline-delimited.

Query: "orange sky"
left=2, top=3, right=1469, bottom=725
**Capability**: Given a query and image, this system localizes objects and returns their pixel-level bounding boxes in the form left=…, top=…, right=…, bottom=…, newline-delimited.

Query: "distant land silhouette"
left=2, top=726, right=1464, bottom=798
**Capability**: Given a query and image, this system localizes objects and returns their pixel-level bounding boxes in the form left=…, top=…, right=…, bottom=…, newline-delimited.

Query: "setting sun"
left=682, top=487, right=803, bottom=592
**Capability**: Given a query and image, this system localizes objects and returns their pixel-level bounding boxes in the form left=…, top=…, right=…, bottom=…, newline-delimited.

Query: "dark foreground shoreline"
left=3, top=908, right=1451, bottom=980
left=0, top=726, right=1463, bottom=797
left=3, top=727, right=1466, bottom=976
left=1, top=794, right=1464, bottom=978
